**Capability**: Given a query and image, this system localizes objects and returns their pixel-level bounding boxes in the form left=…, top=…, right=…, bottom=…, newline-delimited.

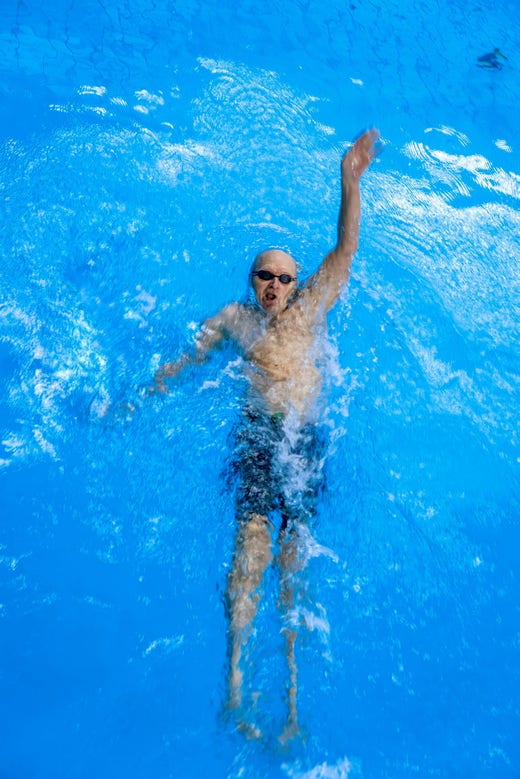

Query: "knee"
left=228, top=513, right=273, bottom=584
left=246, top=513, right=274, bottom=556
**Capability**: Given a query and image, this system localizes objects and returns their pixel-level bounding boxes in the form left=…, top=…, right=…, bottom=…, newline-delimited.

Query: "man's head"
left=251, top=249, right=298, bottom=315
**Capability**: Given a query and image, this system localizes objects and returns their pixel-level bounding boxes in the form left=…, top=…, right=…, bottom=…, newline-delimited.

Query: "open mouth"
left=263, top=292, right=278, bottom=308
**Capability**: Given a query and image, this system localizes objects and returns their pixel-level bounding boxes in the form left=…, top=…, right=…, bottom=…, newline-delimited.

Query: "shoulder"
left=206, top=301, right=255, bottom=335
left=287, top=284, right=327, bottom=324
left=222, top=301, right=252, bottom=325
left=204, top=302, right=238, bottom=325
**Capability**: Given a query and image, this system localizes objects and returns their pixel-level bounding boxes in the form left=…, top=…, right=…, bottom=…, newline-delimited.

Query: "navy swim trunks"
left=229, top=406, right=327, bottom=530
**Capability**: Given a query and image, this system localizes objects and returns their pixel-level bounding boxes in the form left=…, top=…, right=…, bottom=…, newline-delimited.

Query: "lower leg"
left=225, top=513, right=273, bottom=713
left=279, top=627, right=299, bottom=744
left=278, top=528, right=306, bottom=742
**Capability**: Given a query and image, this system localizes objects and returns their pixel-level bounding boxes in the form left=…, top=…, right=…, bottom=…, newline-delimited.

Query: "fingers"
left=356, top=127, right=382, bottom=159
left=152, top=380, right=168, bottom=394
left=366, top=127, right=384, bottom=161
left=342, top=127, right=383, bottom=178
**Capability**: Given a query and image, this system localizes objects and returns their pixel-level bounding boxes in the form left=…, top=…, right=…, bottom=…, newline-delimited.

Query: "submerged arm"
left=153, top=303, right=238, bottom=393
left=306, top=128, right=381, bottom=312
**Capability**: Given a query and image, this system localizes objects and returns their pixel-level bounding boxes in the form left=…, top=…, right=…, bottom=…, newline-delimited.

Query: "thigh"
left=278, top=423, right=327, bottom=528
left=231, top=409, right=281, bottom=520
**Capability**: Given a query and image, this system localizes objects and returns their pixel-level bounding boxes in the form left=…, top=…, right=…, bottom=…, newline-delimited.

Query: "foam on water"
left=283, top=756, right=358, bottom=779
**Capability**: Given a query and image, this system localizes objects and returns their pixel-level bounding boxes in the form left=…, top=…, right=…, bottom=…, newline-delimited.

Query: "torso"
left=225, top=292, right=326, bottom=420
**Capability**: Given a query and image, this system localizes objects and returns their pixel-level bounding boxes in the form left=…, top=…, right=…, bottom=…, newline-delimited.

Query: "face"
left=251, top=250, right=297, bottom=315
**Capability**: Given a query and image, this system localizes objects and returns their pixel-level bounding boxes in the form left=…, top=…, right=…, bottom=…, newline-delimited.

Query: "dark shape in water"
left=477, top=47, right=507, bottom=69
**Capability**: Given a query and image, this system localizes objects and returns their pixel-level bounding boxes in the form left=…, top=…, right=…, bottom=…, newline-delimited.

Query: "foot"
left=237, top=717, right=263, bottom=740
left=279, top=715, right=301, bottom=746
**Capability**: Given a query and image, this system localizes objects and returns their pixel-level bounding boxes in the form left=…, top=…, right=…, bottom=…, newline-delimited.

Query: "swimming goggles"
left=251, top=270, right=296, bottom=284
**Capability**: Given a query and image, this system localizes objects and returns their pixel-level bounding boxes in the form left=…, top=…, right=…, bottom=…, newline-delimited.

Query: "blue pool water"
left=1, top=1, right=519, bottom=777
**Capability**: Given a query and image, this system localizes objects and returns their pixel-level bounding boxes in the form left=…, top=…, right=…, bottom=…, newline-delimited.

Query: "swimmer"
left=154, top=128, right=382, bottom=741
left=477, top=47, right=507, bottom=69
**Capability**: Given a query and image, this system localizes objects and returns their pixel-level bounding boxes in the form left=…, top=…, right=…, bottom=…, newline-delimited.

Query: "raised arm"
left=306, top=128, right=381, bottom=312
left=153, top=303, right=239, bottom=393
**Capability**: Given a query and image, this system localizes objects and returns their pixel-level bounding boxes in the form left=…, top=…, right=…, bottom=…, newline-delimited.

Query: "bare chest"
left=245, top=308, right=317, bottom=380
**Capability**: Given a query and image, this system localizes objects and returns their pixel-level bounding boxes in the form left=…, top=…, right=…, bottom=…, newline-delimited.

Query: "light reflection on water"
left=1, top=33, right=519, bottom=779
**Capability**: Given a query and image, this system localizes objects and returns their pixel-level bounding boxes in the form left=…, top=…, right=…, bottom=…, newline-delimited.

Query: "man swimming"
left=153, top=128, right=381, bottom=740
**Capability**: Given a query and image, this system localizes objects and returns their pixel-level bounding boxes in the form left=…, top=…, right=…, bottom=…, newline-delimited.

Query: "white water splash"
left=283, top=756, right=356, bottom=779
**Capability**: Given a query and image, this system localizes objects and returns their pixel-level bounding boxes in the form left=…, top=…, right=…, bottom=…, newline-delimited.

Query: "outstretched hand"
left=342, top=128, right=382, bottom=182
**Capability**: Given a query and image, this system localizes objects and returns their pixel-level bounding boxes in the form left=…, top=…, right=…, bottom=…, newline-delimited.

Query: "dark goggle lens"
left=254, top=270, right=294, bottom=284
